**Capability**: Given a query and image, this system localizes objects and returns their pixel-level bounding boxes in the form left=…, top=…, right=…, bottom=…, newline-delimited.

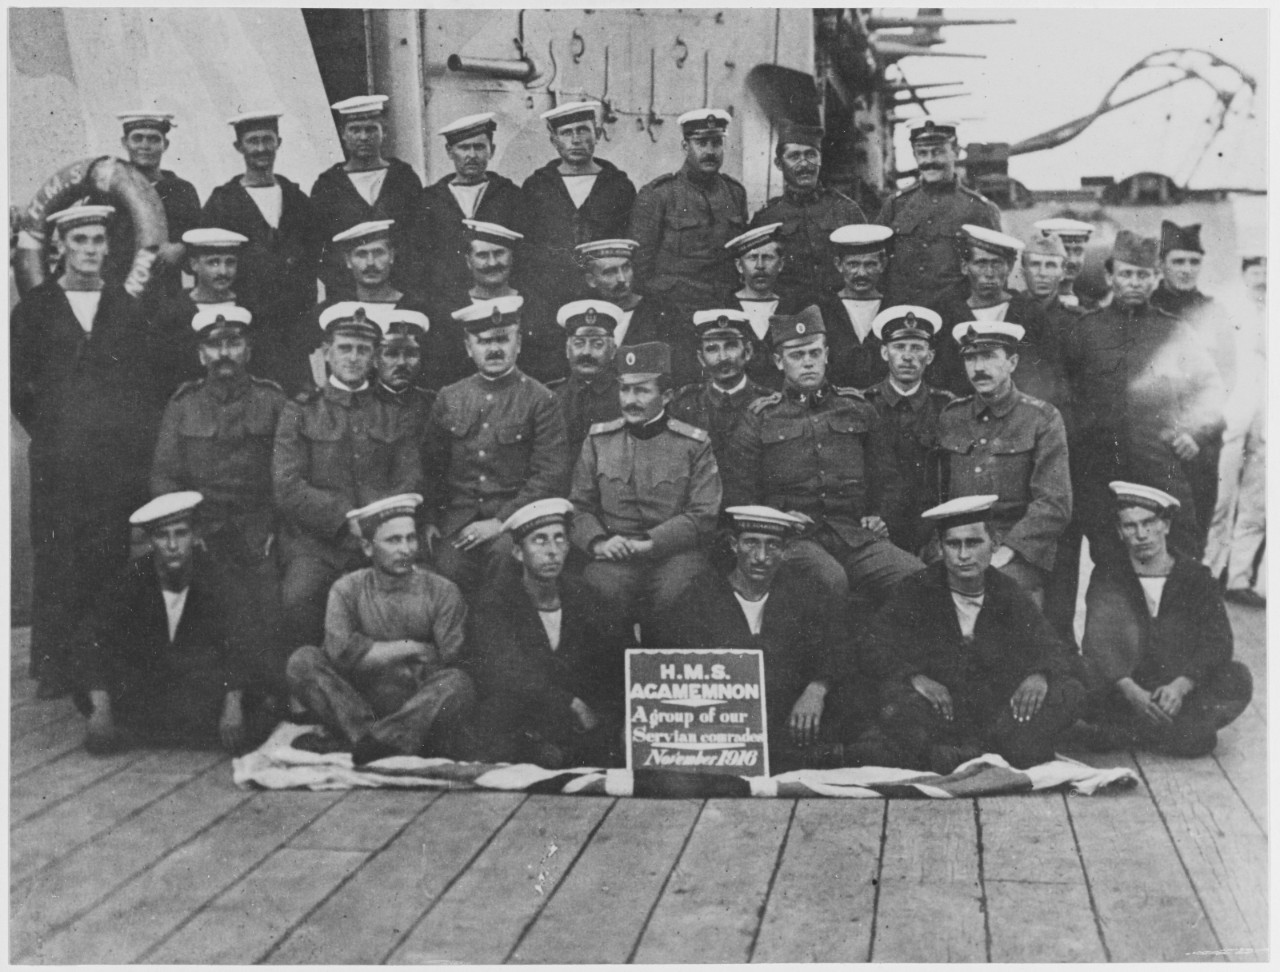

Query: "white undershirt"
left=950, top=590, right=985, bottom=641
left=329, top=375, right=369, bottom=393
left=1138, top=576, right=1168, bottom=618
left=538, top=608, right=563, bottom=651
left=162, top=587, right=190, bottom=642
left=562, top=173, right=598, bottom=208
left=614, top=308, right=636, bottom=346
left=734, top=592, right=769, bottom=636
left=842, top=298, right=881, bottom=342
left=347, top=168, right=387, bottom=206
left=245, top=184, right=283, bottom=228
left=738, top=298, right=777, bottom=341
left=65, top=291, right=102, bottom=333
left=448, top=180, right=487, bottom=218
left=971, top=302, right=1010, bottom=322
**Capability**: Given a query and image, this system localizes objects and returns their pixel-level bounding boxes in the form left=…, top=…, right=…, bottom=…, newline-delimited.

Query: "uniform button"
left=980, top=438, right=987, bottom=445
left=479, top=475, right=486, bottom=482
left=478, top=450, right=486, bottom=457
left=975, top=467, right=982, bottom=473
left=486, top=394, right=493, bottom=401
left=483, top=422, right=490, bottom=429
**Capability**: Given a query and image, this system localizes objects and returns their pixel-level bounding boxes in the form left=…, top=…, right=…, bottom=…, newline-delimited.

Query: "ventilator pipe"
left=447, top=54, right=536, bottom=83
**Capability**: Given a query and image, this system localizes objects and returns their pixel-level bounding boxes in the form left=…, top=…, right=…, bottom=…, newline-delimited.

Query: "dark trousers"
left=458, top=691, right=623, bottom=768
left=203, top=523, right=287, bottom=695
left=431, top=532, right=515, bottom=598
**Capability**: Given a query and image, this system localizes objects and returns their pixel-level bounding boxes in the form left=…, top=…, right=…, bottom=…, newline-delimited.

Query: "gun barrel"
left=867, top=16, right=1016, bottom=29
left=446, top=54, right=536, bottom=82
left=873, top=41, right=985, bottom=60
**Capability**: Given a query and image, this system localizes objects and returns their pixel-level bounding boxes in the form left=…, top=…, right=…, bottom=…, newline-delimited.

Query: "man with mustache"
left=750, top=120, right=866, bottom=303
left=817, top=224, right=896, bottom=389
left=422, top=296, right=570, bottom=594
left=570, top=342, right=721, bottom=632
left=876, top=119, right=1001, bottom=306
left=547, top=299, right=623, bottom=458
left=1034, top=217, right=1098, bottom=310
left=203, top=110, right=321, bottom=393
left=371, top=309, right=436, bottom=440
left=936, top=320, right=1071, bottom=605
left=720, top=224, right=788, bottom=390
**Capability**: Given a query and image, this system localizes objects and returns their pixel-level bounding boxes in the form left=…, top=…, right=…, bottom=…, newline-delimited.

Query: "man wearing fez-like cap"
left=272, top=302, right=421, bottom=646
left=876, top=118, right=1002, bottom=306
left=936, top=320, right=1071, bottom=605
left=461, top=498, right=636, bottom=768
left=859, top=494, right=1085, bottom=774
left=1034, top=217, right=1096, bottom=309
left=12, top=203, right=168, bottom=696
left=420, top=112, right=527, bottom=301
left=1075, top=482, right=1252, bottom=757
left=722, top=306, right=922, bottom=618
left=570, top=341, right=722, bottom=632
left=521, top=101, right=637, bottom=312
left=751, top=119, right=867, bottom=302
left=628, top=108, right=747, bottom=315
left=74, top=492, right=270, bottom=756
left=817, top=223, right=896, bottom=389
left=311, top=95, right=424, bottom=301
left=721, top=223, right=789, bottom=389
left=546, top=299, right=624, bottom=456
left=421, top=296, right=569, bottom=595
left=1061, top=229, right=1224, bottom=569
left=286, top=493, right=476, bottom=765
left=655, top=506, right=867, bottom=771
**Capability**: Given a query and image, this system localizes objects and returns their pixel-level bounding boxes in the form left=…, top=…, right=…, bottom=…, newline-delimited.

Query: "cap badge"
left=585, top=307, right=597, bottom=325
left=353, top=308, right=367, bottom=322
left=491, top=307, right=503, bottom=324
left=795, top=322, right=806, bottom=335
left=904, top=312, right=917, bottom=325
left=626, top=352, right=636, bottom=366
left=716, top=315, right=728, bottom=327
left=214, top=315, right=227, bottom=326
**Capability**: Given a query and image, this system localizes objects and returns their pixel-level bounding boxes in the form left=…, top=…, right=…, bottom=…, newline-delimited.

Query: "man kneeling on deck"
left=461, top=498, right=635, bottom=768
left=286, top=494, right=476, bottom=764
left=73, top=492, right=269, bottom=755
left=859, top=495, right=1086, bottom=774
left=1075, top=482, right=1252, bottom=756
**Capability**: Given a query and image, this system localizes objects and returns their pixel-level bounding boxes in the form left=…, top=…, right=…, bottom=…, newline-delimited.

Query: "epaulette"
left=747, top=391, right=783, bottom=414
left=1014, top=390, right=1050, bottom=412
left=294, top=387, right=323, bottom=404
left=169, top=378, right=205, bottom=401
left=929, top=387, right=958, bottom=403
left=545, top=376, right=568, bottom=390
left=667, top=417, right=710, bottom=442
left=250, top=376, right=285, bottom=394
left=892, top=182, right=920, bottom=199
left=941, top=394, right=975, bottom=411
left=861, top=384, right=883, bottom=399
left=672, top=381, right=703, bottom=400
left=588, top=417, right=626, bottom=435
left=645, top=172, right=679, bottom=190
left=830, top=385, right=867, bottom=401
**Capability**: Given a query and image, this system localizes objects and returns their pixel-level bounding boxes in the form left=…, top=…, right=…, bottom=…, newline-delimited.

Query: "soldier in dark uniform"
left=521, top=101, right=637, bottom=313
left=421, top=296, right=570, bottom=594
left=203, top=110, right=321, bottom=393
left=751, top=120, right=866, bottom=303
left=570, top=342, right=721, bottom=630
left=370, top=309, right=436, bottom=440
left=861, top=305, right=954, bottom=553
left=311, top=95, right=424, bottom=301
left=272, top=303, right=421, bottom=646
left=719, top=224, right=787, bottom=389
left=876, top=118, right=1001, bottom=306
left=1034, top=217, right=1097, bottom=311
left=817, top=224, right=895, bottom=389
left=547, top=299, right=623, bottom=458
left=419, top=113, right=526, bottom=303
left=628, top=108, right=747, bottom=317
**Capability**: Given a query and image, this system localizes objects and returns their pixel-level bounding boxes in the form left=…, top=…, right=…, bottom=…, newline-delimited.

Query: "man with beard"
left=629, top=109, right=747, bottom=316
left=311, top=96, right=424, bottom=300
left=571, top=342, right=721, bottom=631
left=371, top=309, right=436, bottom=440
left=422, top=296, right=570, bottom=594
left=419, top=113, right=526, bottom=302
left=521, top=101, right=637, bottom=312
left=547, top=299, right=623, bottom=458
left=876, top=119, right=1001, bottom=306
left=818, top=224, right=895, bottom=389
left=203, top=110, right=320, bottom=392
left=720, top=224, right=788, bottom=389
left=751, top=121, right=866, bottom=303
left=1034, top=217, right=1097, bottom=310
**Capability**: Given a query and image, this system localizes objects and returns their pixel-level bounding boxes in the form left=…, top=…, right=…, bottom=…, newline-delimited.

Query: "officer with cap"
left=422, top=296, right=570, bottom=594
left=286, top=493, right=476, bottom=765
left=74, top=492, right=268, bottom=755
left=628, top=108, right=747, bottom=315
left=936, top=320, right=1071, bottom=605
left=272, top=302, right=422, bottom=646
left=876, top=118, right=1002, bottom=306
left=546, top=299, right=624, bottom=457
left=751, top=119, right=867, bottom=302
left=521, top=101, right=637, bottom=311
left=311, top=95, right=424, bottom=300
left=817, top=224, right=896, bottom=388
left=860, top=305, right=955, bottom=551
left=860, top=494, right=1085, bottom=774
left=12, top=203, right=168, bottom=696
left=461, top=498, right=636, bottom=768
left=570, top=341, right=722, bottom=631
left=1034, top=217, right=1096, bottom=309
left=1076, top=482, right=1252, bottom=756
left=371, top=309, right=437, bottom=439
left=420, top=112, right=527, bottom=302
left=721, top=223, right=789, bottom=388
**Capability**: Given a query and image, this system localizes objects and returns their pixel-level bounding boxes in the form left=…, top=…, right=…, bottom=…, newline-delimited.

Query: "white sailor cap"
left=724, top=505, right=805, bottom=538
left=692, top=308, right=753, bottom=340
left=437, top=112, right=497, bottom=145
left=227, top=110, right=283, bottom=134
left=462, top=219, right=524, bottom=247
left=345, top=493, right=423, bottom=538
left=574, top=238, right=639, bottom=264
left=192, top=305, right=253, bottom=337
left=961, top=225, right=1025, bottom=261
left=872, top=305, right=941, bottom=343
left=1109, top=481, right=1181, bottom=515
left=319, top=302, right=383, bottom=340
left=332, top=219, right=395, bottom=247
left=920, top=494, right=998, bottom=532
left=1035, top=217, right=1094, bottom=242
left=678, top=108, right=731, bottom=137
left=117, top=111, right=175, bottom=134
left=830, top=224, right=894, bottom=254
left=557, top=299, right=621, bottom=335
left=451, top=295, right=524, bottom=333
left=503, top=497, right=575, bottom=541
left=130, top=491, right=203, bottom=528
left=541, top=101, right=601, bottom=129
left=48, top=204, right=115, bottom=232
left=725, top=223, right=782, bottom=259
left=182, top=228, right=249, bottom=251
left=379, top=309, right=430, bottom=345
left=907, top=117, right=958, bottom=143
left=331, top=95, right=389, bottom=121
left=953, top=320, right=1025, bottom=353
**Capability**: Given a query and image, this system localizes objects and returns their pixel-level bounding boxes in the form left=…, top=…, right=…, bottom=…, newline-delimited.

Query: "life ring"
left=12, top=156, right=169, bottom=297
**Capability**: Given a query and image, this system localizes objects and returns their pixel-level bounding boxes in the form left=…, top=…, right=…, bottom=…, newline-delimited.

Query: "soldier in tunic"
left=546, top=299, right=623, bottom=458
left=521, top=101, right=637, bottom=313
left=750, top=120, right=866, bottom=303
left=371, top=309, right=436, bottom=441
left=719, top=223, right=788, bottom=389
left=1033, top=217, right=1097, bottom=310
left=876, top=118, right=1001, bottom=306
left=311, top=95, right=424, bottom=300
left=628, top=108, right=747, bottom=316
left=817, top=224, right=895, bottom=390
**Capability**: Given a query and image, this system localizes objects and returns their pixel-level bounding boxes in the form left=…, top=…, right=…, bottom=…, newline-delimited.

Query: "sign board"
left=625, top=649, right=770, bottom=777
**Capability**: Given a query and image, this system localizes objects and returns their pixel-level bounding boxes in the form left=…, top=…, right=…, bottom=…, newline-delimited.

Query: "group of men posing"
left=11, top=96, right=1257, bottom=773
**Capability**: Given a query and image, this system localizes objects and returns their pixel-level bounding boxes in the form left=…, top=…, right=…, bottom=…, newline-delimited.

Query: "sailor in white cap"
left=723, top=224, right=787, bottom=384
left=820, top=223, right=896, bottom=388
left=628, top=107, right=747, bottom=314
left=285, top=492, right=476, bottom=765
left=1034, top=217, right=1096, bottom=308
left=547, top=299, right=624, bottom=454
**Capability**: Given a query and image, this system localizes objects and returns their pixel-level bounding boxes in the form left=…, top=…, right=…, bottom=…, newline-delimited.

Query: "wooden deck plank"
left=981, top=795, right=1107, bottom=962
left=872, top=799, right=985, bottom=963
left=511, top=798, right=703, bottom=965
left=10, top=713, right=82, bottom=776
left=1067, top=751, right=1223, bottom=962
left=750, top=799, right=882, bottom=963
left=288, top=789, right=439, bottom=852
left=26, top=790, right=345, bottom=965
left=10, top=748, right=150, bottom=824
left=1213, top=706, right=1267, bottom=831
left=11, top=699, right=76, bottom=737
left=265, top=792, right=526, bottom=965
left=632, top=799, right=793, bottom=965
left=388, top=795, right=613, bottom=965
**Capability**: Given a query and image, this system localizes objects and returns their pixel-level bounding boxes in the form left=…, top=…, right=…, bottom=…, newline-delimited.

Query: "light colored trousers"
left=1204, top=406, right=1266, bottom=592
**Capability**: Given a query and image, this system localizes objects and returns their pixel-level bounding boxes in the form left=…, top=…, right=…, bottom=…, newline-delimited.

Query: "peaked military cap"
left=452, top=295, right=524, bottom=333
left=379, top=309, right=430, bottom=346
left=319, top=302, right=383, bottom=341
left=953, top=320, right=1025, bottom=353
left=692, top=308, right=753, bottom=341
left=908, top=117, right=958, bottom=144
left=557, top=299, right=621, bottom=335
left=872, top=305, right=941, bottom=343
left=191, top=305, right=253, bottom=338
left=678, top=108, right=731, bottom=137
